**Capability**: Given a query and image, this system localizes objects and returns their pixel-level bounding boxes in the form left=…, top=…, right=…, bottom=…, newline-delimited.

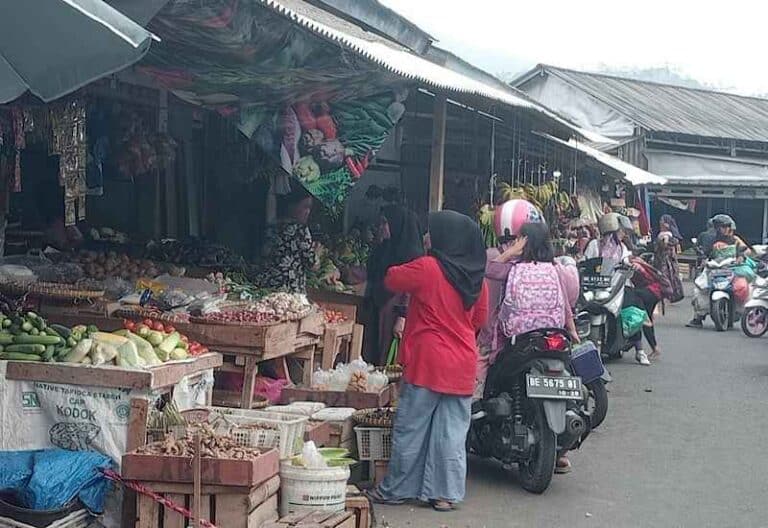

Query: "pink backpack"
left=500, top=262, right=566, bottom=338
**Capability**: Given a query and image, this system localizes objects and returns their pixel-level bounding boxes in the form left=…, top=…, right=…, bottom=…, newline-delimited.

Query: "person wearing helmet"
left=476, top=199, right=545, bottom=400
left=583, top=212, right=632, bottom=262
left=687, top=214, right=752, bottom=328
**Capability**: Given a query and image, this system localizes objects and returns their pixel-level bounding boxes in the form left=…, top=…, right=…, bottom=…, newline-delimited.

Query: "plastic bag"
left=620, top=306, right=648, bottom=338
left=0, top=449, right=114, bottom=513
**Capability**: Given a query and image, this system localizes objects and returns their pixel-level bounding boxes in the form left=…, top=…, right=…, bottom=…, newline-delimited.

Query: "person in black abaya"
left=365, top=204, right=424, bottom=365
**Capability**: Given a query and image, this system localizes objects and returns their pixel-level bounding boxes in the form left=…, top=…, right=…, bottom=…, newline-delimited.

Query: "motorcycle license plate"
left=525, top=374, right=583, bottom=400
left=582, top=274, right=612, bottom=289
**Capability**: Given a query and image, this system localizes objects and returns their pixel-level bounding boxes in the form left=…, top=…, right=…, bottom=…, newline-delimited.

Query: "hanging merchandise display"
left=50, top=99, right=88, bottom=225
left=140, top=0, right=408, bottom=209
left=275, top=92, right=406, bottom=208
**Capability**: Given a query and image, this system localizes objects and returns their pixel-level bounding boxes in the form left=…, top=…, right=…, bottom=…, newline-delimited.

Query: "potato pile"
left=71, top=250, right=184, bottom=281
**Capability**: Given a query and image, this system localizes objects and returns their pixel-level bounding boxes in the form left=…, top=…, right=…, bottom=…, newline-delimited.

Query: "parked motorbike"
left=577, top=258, right=635, bottom=359
left=742, top=275, right=768, bottom=337
left=468, top=328, right=595, bottom=494
left=573, top=313, right=610, bottom=429
left=693, top=257, right=738, bottom=332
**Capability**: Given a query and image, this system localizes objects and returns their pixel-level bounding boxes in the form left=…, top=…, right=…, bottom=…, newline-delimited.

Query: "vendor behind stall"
left=255, top=186, right=317, bottom=293
left=366, top=204, right=423, bottom=364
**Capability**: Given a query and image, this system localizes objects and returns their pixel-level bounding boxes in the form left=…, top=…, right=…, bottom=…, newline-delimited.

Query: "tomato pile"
left=123, top=318, right=209, bottom=356
left=323, top=309, right=348, bottom=324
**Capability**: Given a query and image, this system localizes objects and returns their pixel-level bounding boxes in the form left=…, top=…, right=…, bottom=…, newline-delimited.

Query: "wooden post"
left=762, top=198, right=768, bottom=244
left=193, top=434, right=202, bottom=528
left=429, top=94, right=447, bottom=212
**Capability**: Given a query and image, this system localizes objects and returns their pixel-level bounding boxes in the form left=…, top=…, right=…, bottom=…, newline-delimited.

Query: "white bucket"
left=279, top=462, right=351, bottom=516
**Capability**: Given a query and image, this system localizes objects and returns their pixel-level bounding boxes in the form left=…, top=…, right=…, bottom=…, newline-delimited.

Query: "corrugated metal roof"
left=257, top=0, right=610, bottom=144
left=540, top=133, right=667, bottom=186
left=533, top=65, right=768, bottom=143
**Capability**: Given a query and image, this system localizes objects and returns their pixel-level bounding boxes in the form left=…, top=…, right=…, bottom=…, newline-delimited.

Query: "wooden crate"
left=122, top=448, right=279, bottom=487
left=281, top=384, right=393, bottom=410
left=318, top=324, right=363, bottom=371
left=134, top=475, right=280, bottom=528
left=174, top=320, right=301, bottom=360
left=4, top=352, right=222, bottom=391
left=345, top=487, right=371, bottom=528
left=263, top=511, right=355, bottom=528
left=304, top=420, right=333, bottom=446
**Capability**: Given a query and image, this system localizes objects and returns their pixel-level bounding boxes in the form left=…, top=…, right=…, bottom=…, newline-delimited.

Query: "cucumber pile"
left=0, top=312, right=90, bottom=362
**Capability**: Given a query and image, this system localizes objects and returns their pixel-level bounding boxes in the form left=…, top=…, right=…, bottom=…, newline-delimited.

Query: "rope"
left=102, top=468, right=219, bottom=528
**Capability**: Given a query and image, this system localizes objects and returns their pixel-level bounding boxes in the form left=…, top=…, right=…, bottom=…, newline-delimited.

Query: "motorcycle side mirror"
left=691, top=238, right=698, bottom=244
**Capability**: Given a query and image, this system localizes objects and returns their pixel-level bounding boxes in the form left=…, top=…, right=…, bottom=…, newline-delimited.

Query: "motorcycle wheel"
left=741, top=306, right=768, bottom=338
left=517, top=401, right=557, bottom=494
left=586, top=380, right=608, bottom=429
left=712, top=299, right=730, bottom=332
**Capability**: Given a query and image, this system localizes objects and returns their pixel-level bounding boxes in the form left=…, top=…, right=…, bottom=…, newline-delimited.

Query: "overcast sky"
left=379, top=0, right=768, bottom=95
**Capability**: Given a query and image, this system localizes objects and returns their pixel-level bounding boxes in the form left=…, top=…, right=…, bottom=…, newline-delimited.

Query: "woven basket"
left=113, top=306, right=190, bottom=323
left=0, top=281, right=104, bottom=301
left=352, top=408, right=396, bottom=428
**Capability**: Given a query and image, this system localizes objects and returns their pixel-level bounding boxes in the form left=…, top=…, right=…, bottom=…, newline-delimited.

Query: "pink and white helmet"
left=493, top=199, right=544, bottom=241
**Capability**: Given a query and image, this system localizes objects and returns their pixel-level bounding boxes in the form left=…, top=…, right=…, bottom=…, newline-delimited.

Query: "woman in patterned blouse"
left=257, top=188, right=317, bottom=293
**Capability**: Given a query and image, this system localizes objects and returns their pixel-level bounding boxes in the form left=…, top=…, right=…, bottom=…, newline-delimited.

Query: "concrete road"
left=376, top=300, right=768, bottom=527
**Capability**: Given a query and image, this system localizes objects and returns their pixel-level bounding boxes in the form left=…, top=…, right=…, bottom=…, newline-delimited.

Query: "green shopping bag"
left=620, top=306, right=647, bottom=338
left=386, top=338, right=399, bottom=366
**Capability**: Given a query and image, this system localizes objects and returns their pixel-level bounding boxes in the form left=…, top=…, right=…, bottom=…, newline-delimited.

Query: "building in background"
left=514, top=64, right=768, bottom=243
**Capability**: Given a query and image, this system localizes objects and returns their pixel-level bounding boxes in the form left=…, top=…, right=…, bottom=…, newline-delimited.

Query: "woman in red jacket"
left=368, top=211, right=489, bottom=512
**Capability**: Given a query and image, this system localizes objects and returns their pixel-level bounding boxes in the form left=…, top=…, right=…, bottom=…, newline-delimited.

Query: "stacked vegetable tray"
left=0, top=311, right=210, bottom=369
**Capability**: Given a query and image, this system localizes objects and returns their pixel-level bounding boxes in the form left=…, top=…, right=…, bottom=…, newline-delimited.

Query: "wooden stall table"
left=39, top=301, right=324, bottom=411
left=169, top=312, right=323, bottom=411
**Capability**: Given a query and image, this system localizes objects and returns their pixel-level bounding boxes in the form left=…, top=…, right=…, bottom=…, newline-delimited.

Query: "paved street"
left=377, top=299, right=768, bottom=527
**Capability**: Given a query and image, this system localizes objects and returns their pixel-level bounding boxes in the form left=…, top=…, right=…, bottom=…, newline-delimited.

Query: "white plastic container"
left=279, top=462, right=350, bottom=516
left=219, top=410, right=308, bottom=459
left=355, top=426, right=392, bottom=460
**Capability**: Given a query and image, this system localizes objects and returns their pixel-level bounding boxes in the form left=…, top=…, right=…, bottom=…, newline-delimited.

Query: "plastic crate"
left=354, top=426, right=392, bottom=461
left=215, top=410, right=308, bottom=459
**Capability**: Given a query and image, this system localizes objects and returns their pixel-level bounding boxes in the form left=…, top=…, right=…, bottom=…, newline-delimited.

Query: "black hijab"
left=368, top=205, right=424, bottom=304
left=428, top=210, right=487, bottom=309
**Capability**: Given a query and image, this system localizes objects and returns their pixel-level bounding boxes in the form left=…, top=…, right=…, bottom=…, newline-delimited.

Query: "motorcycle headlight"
left=712, top=278, right=729, bottom=290
left=595, top=290, right=611, bottom=301
left=583, top=291, right=595, bottom=302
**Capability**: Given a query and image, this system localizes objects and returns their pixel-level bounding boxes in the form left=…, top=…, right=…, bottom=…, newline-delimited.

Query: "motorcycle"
left=468, top=328, right=596, bottom=494
left=742, top=275, right=768, bottom=337
left=577, top=258, right=635, bottom=360
left=573, top=313, right=610, bottom=429
left=693, top=257, right=738, bottom=332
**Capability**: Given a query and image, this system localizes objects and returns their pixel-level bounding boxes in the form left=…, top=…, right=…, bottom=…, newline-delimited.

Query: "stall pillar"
left=762, top=199, right=768, bottom=244
left=429, top=95, right=447, bottom=212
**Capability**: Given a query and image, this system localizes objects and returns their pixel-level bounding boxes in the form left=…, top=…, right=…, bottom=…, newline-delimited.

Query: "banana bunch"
left=477, top=204, right=498, bottom=248
left=556, top=191, right=573, bottom=213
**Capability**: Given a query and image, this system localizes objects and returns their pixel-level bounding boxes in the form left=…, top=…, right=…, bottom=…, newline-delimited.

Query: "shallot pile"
left=200, top=293, right=312, bottom=325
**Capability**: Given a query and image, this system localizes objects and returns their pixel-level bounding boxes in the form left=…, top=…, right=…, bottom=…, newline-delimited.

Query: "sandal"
left=555, top=457, right=572, bottom=475
left=365, top=488, right=405, bottom=506
left=430, top=499, right=453, bottom=512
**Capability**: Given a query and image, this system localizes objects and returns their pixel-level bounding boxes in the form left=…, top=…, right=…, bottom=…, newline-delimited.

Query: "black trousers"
left=623, top=287, right=659, bottom=349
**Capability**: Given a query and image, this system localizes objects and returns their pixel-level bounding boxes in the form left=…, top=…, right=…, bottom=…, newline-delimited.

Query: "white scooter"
left=693, top=257, right=738, bottom=332
left=741, top=246, right=768, bottom=337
